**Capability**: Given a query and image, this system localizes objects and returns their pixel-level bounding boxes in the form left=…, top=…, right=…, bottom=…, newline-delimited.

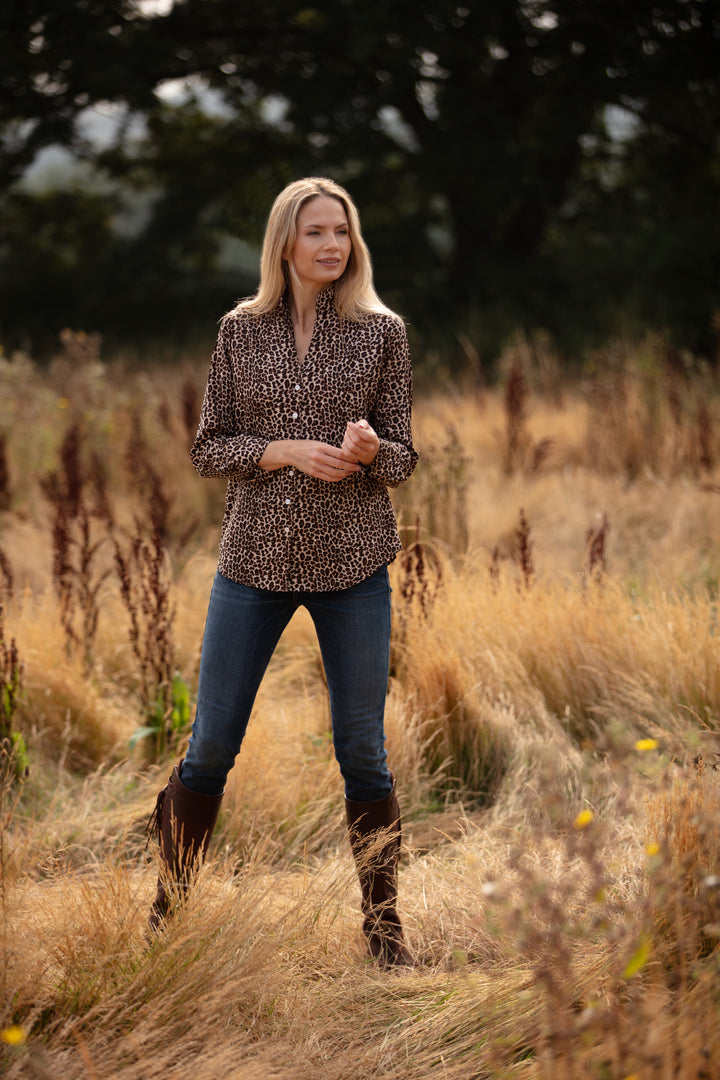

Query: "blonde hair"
left=232, top=177, right=397, bottom=322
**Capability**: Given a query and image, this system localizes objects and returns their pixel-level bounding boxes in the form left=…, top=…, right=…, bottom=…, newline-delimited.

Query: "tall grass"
left=1, top=335, right=720, bottom=1076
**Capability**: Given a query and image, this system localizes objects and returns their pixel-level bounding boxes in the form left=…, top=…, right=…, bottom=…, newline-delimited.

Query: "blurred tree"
left=0, top=0, right=158, bottom=180
left=0, top=188, right=117, bottom=350
left=1, top=0, right=718, bottom=359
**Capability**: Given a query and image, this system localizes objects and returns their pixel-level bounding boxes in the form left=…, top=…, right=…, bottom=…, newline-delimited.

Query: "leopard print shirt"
left=191, top=285, right=418, bottom=591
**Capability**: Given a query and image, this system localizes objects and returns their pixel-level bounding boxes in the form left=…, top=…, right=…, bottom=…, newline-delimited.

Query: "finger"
left=325, top=441, right=359, bottom=460
left=342, top=428, right=369, bottom=449
left=340, top=442, right=363, bottom=464
left=347, top=419, right=374, bottom=435
left=316, top=452, right=360, bottom=479
left=345, top=422, right=377, bottom=452
left=319, top=465, right=356, bottom=482
left=306, top=444, right=358, bottom=468
left=345, top=430, right=377, bottom=456
left=335, top=449, right=362, bottom=467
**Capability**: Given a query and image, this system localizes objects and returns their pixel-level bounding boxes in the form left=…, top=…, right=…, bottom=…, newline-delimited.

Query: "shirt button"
left=284, top=498, right=291, bottom=505
left=295, top=384, right=301, bottom=391
left=288, top=469, right=295, bottom=477
left=284, top=527, right=290, bottom=535
left=291, top=411, right=298, bottom=419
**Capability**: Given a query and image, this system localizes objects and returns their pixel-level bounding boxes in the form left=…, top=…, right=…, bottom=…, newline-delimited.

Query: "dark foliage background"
left=1, top=0, right=719, bottom=364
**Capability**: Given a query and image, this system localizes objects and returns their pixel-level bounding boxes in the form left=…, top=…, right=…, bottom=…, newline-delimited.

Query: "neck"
left=288, top=281, right=327, bottom=330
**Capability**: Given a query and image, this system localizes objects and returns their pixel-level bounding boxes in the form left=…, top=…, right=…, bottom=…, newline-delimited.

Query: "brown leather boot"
left=147, top=762, right=223, bottom=932
left=346, top=777, right=413, bottom=969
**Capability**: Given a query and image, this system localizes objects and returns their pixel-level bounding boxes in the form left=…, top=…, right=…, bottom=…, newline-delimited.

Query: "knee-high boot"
left=147, top=762, right=223, bottom=932
left=345, top=777, right=413, bottom=969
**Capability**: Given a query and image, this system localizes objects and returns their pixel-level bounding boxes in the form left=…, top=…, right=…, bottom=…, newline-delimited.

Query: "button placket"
left=282, top=488, right=292, bottom=539
left=282, top=370, right=304, bottom=543
left=291, top=376, right=301, bottom=423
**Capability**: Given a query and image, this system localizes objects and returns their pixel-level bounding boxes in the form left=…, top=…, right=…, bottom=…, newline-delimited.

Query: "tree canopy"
left=1, top=0, right=719, bottom=361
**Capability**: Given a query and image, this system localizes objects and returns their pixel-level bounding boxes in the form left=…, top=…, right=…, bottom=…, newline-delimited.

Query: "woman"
left=148, top=177, right=418, bottom=969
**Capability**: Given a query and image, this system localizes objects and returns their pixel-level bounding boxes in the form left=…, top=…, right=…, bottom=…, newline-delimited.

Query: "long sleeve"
left=190, top=318, right=269, bottom=480
left=365, top=316, right=419, bottom=488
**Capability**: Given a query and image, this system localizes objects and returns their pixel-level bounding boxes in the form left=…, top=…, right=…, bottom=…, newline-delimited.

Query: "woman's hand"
left=341, top=419, right=380, bottom=466
left=259, top=440, right=362, bottom=482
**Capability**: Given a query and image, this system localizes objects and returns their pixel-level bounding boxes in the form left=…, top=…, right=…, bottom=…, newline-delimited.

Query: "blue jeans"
left=181, top=565, right=393, bottom=802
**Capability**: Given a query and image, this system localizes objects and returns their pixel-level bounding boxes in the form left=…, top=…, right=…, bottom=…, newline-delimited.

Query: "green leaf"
left=129, top=724, right=161, bottom=749
left=622, top=935, right=652, bottom=979
left=9, top=731, right=29, bottom=777
left=169, top=673, right=191, bottom=733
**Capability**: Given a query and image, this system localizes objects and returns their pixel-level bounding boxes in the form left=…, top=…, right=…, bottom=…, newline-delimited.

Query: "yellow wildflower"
left=646, top=841, right=660, bottom=857
left=573, top=808, right=594, bottom=829
left=1, top=1026, right=26, bottom=1045
left=635, top=738, right=658, bottom=751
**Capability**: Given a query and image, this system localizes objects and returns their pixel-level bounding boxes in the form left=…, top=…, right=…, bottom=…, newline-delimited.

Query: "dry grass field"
left=1, top=330, right=720, bottom=1078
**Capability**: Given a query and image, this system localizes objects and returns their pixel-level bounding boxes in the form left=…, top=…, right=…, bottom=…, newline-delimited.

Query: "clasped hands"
left=259, top=419, right=379, bottom=482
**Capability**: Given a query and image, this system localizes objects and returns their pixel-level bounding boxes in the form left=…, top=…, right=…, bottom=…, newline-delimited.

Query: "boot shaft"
left=345, top=782, right=401, bottom=914
left=150, top=763, right=223, bottom=882
left=345, top=778, right=412, bottom=968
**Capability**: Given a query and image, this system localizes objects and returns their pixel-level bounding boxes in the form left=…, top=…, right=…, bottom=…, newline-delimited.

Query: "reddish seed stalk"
left=0, top=548, right=13, bottom=604
left=41, top=420, right=112, bottom=669
left=514, top=508, right=534, bottom=590
left=504, top=355, right=527, bottom=475
left=0, top=604, right=23, bottom=742
left=0, top=435, right=10, bottom=513
left=585, top=514, right=609, bottom=580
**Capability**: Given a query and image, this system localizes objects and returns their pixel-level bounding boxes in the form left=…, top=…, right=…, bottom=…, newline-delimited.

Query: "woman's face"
left=285, top=196, right=352, bottom=290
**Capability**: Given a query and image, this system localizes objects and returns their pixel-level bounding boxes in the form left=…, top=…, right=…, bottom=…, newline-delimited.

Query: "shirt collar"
left=280, top=282, right=337, bottom=315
